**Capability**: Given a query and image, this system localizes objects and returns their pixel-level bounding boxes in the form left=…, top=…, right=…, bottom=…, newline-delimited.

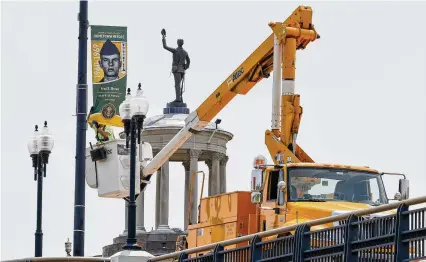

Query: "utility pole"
left=73, top=0, right=88, bottom=256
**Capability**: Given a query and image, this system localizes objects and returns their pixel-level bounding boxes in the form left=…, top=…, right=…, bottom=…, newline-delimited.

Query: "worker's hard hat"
left=253, top=155, right=267, bottom=166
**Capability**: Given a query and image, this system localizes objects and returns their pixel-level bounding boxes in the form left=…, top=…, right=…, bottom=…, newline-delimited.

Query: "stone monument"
left=102, top=29, right=234, bottom=257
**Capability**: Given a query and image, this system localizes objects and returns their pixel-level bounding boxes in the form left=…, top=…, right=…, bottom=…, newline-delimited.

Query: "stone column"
left=211, top=152, right=222, bottom=196
left=136, top=192, right=146, bottom=232
left=155, top=167, right=161, bottom=229
left=205, top=159, right=212, bottom=196
left=183, top=161, right=190, bottom=230
left=219, top=155, right=228, bottom=194
left=158, top=160, right=170, bottom=231
left=189, top=149, right=202, bottom=225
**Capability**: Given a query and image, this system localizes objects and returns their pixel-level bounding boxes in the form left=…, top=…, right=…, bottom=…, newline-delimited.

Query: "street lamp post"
left=27, top=121, right=54, bottom=257
left=119, top=83, right=149, bottom=250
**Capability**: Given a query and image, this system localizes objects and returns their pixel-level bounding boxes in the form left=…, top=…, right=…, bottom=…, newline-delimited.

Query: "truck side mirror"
left=251, top=169, right=263, bottom=191
left=277, top=181, right=286, bottom=192
left=394, top=192, right=402, bottom=201
left=251, top=192, right=262, bottom=204
left=380, top=172, right=409, bottom=201
left=277, top=181, right=286, bottom=206
left=398, top=179, right=409, bottom=200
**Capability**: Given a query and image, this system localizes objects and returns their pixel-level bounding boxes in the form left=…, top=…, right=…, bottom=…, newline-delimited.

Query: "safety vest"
left=93, top=125, right=115, bottom=142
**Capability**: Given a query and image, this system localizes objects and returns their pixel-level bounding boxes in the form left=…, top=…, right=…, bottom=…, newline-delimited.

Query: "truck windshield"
left=288, top=167, right=388, bottom=206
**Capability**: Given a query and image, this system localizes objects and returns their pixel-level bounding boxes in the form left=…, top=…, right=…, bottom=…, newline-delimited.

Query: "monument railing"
left=149, top=196, right=426, bottom=262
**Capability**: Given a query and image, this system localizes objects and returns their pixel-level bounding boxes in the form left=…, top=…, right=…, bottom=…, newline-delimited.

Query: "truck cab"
left=251, top=156, right=410, bottom=239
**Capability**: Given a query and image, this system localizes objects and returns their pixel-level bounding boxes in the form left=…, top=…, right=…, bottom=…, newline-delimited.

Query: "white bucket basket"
left=85, top=139, right=140, bottom=198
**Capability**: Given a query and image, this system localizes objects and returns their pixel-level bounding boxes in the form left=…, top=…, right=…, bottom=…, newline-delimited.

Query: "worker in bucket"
left=89, top=120, right=115, bottom=143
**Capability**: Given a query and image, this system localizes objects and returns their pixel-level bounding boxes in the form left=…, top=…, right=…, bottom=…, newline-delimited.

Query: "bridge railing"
left=1, top=258, right=110, bottom=262
left=149, top=196, right=426, bottom=262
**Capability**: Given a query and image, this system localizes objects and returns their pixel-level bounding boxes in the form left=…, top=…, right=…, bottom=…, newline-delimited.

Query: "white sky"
left=1, top=1, right=426, bottom=260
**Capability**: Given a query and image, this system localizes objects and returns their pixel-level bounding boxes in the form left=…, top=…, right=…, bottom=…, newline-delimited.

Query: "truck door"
left=262, top=169, right=285, bottom=231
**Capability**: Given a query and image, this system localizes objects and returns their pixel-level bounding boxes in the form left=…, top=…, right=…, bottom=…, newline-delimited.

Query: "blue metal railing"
left=149, top=196, right=426, bottom=262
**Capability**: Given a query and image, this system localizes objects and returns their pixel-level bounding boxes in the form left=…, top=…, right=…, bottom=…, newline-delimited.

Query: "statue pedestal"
left=163, top=101, right=190, bottom=114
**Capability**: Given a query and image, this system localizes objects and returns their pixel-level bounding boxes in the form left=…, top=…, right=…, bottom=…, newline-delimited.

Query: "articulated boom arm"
left=265, top=7, right=320, bottom=165
left=142, top=6, right=319, bottom=183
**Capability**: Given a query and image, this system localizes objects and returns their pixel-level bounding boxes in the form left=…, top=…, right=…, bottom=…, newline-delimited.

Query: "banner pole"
left=73, top=0, right=88, bottom=256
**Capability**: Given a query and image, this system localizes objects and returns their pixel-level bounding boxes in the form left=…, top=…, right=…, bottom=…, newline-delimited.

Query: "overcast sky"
left=1, top=1, right=426, bottom=260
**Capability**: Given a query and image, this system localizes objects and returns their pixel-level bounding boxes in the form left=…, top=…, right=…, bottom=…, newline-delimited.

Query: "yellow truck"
left=182, top=161, right=410, bottom=257
left=164, top=5, right=410, bottom=256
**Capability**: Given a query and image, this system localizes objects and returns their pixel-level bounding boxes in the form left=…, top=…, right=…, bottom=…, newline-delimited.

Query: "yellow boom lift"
left=124, top=5, right=408, bottom=256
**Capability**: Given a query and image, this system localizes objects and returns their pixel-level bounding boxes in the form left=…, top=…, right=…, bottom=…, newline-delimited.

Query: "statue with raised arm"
left=161, top=28, right=190, bottom=103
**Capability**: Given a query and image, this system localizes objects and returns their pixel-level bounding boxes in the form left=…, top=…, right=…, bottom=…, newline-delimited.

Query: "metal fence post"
left=213, top=244, right=224, bottom=262
left=293, top=224, right=310, bottom=262
left=343, top=214, right=358, bottom=262
left=394, top=203, right=409, bottom=261
left=250, top=235, right=262, bottom=262
left=178, top=252, right=188, bottom=262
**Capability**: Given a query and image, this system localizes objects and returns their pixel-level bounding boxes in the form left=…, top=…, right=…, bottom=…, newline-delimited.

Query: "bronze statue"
left=161, top=28, right=190, bottom=103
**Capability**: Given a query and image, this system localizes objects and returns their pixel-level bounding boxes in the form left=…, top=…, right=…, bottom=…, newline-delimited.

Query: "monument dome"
left=143, top=113, right=231, bottom=133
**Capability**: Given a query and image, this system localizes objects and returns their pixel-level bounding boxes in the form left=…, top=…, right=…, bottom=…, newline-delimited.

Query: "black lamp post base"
left=34, top=231, right=43, bottom=257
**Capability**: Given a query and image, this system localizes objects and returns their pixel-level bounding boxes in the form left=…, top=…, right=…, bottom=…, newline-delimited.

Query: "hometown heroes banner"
left=89, top=25, right=127, bottom=127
